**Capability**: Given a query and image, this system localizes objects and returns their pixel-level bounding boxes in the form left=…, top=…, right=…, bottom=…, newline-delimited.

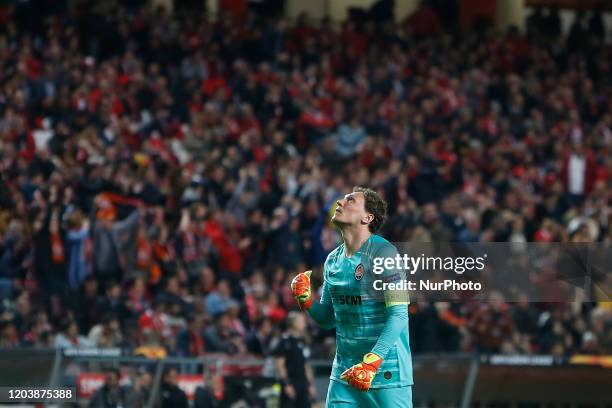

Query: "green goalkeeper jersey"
left=320, top=234, right=413, bottom=389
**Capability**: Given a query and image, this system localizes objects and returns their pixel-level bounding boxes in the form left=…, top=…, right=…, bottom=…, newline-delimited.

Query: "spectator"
left=33, top=207, right=66, bottom=296
left=99, top=280, right=129, bottom=324
left=89, top=368, right=128, bottom=408
left=91, top=197, right=140, bottom=283
left=124, top=367, right=152, bottom=408
left=204, top=312, right=247, bottom=354
left=194, top=380, right=219, bottom=408
left=54, top=318, right=94, bottom=349
left=6, top=290, right=31, bottom=335
left=125, top=276, right=151, bottom=318
left=159, top=368, right=189, bottom=408
left=176, top=313, right=206, bottom=357
left=226, top=303, right=248, bottom=338
left=133, top=329, right=167, bottom=359
left=334, top=115, right=366, bottom=157
left=457, top=208, right=481, bottom=242
left=512, top=294, right=539, bottom=339
left=0, top=320, right=20, bottom=348
left=469, top=292, right=515, bottom=353
left=138, top=299, right=171, bottom=343
left=159, top=275, right=189, bottom=315
left=72, top=275, right=104, bottom=335
left=88, top=314, right=123, bottom=348
left=205, top=279, right=238, bottom=317
left=65, top=209, right=91, bottom=290
left=562, top=142, right=597, bottom=204
left=421, top=203, right=454, bottom=242
left=247, top=317, right=275, bottom=355
left=22, top=310, right=53, bottom=347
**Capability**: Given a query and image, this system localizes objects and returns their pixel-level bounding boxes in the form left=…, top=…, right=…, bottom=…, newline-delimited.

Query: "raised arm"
left=291, top=270, right=335, bottom=330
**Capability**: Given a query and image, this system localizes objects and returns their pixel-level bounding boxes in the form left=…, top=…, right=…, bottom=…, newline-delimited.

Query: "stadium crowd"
left=0, top=0, right=611, bottom=367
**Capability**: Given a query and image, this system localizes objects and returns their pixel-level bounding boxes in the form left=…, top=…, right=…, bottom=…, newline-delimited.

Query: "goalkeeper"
left=291, top=186, right=413, bottom=407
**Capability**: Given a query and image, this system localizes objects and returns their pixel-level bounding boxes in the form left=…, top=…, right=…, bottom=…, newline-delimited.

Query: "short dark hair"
left=353, top=186, right=388, bottom=233
left=162, top=367, right=177, bottom=381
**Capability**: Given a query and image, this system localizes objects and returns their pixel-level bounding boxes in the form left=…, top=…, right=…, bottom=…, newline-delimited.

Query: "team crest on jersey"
left=354, top=264, right=364, bottom=280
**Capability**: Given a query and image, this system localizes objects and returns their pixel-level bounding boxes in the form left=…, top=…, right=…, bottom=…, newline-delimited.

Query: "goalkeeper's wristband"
left=340, top=352, right=383, bottom=391
left=291, top=270, right=313, bottom=310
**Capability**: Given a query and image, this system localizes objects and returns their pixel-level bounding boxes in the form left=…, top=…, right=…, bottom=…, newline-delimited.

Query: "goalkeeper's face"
left=332, top=192, right=373, bottom=229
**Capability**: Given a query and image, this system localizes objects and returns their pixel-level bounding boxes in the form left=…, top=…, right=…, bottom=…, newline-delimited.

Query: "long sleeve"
left=370, top=242, right=409, bottom=359
left=67, top=226, right=88, bottom=242
left=306, top=275, right=335, bottom=329
left=371, top=304, right=408, bottom=359
left=112, top=209, right=140, bottom=237
left=307, top=300, right=335, bottom=329
left=112, top=209, right=140, bottom=272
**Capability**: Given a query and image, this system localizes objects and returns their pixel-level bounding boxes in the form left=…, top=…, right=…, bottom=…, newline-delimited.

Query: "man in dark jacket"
left=89, top=368, right=128, bottom=407
left=176, top=313, right=206, bottom=357
left=159, top=367, right=188, bottom=408
left=194, top=381, right=218, bottom=408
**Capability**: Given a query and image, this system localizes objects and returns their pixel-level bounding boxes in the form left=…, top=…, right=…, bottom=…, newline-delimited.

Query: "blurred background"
left=0, top=0, right=611, bottom=406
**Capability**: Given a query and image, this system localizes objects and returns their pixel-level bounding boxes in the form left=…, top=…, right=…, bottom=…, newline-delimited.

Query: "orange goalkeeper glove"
left=291, top=270, right=313, bottom=310
left=340, top=352, right=383, bottom=391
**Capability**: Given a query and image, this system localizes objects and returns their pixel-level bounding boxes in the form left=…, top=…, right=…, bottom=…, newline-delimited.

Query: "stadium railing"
left=0, top=349, right=611, bottom=407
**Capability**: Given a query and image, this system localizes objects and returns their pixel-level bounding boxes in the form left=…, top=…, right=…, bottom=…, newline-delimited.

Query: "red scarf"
left=189, top=330, right=205, bottom=356
left=136, top=235, right=151, bottom=269
left=50, top=228, right=65, bottom=264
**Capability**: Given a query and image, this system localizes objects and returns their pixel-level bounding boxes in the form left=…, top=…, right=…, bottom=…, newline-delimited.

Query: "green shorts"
left=325, top=379, right=413, bottom=408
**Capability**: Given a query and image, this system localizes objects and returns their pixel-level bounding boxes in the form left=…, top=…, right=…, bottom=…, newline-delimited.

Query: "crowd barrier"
left=0, top=349, right=611, bottom=407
